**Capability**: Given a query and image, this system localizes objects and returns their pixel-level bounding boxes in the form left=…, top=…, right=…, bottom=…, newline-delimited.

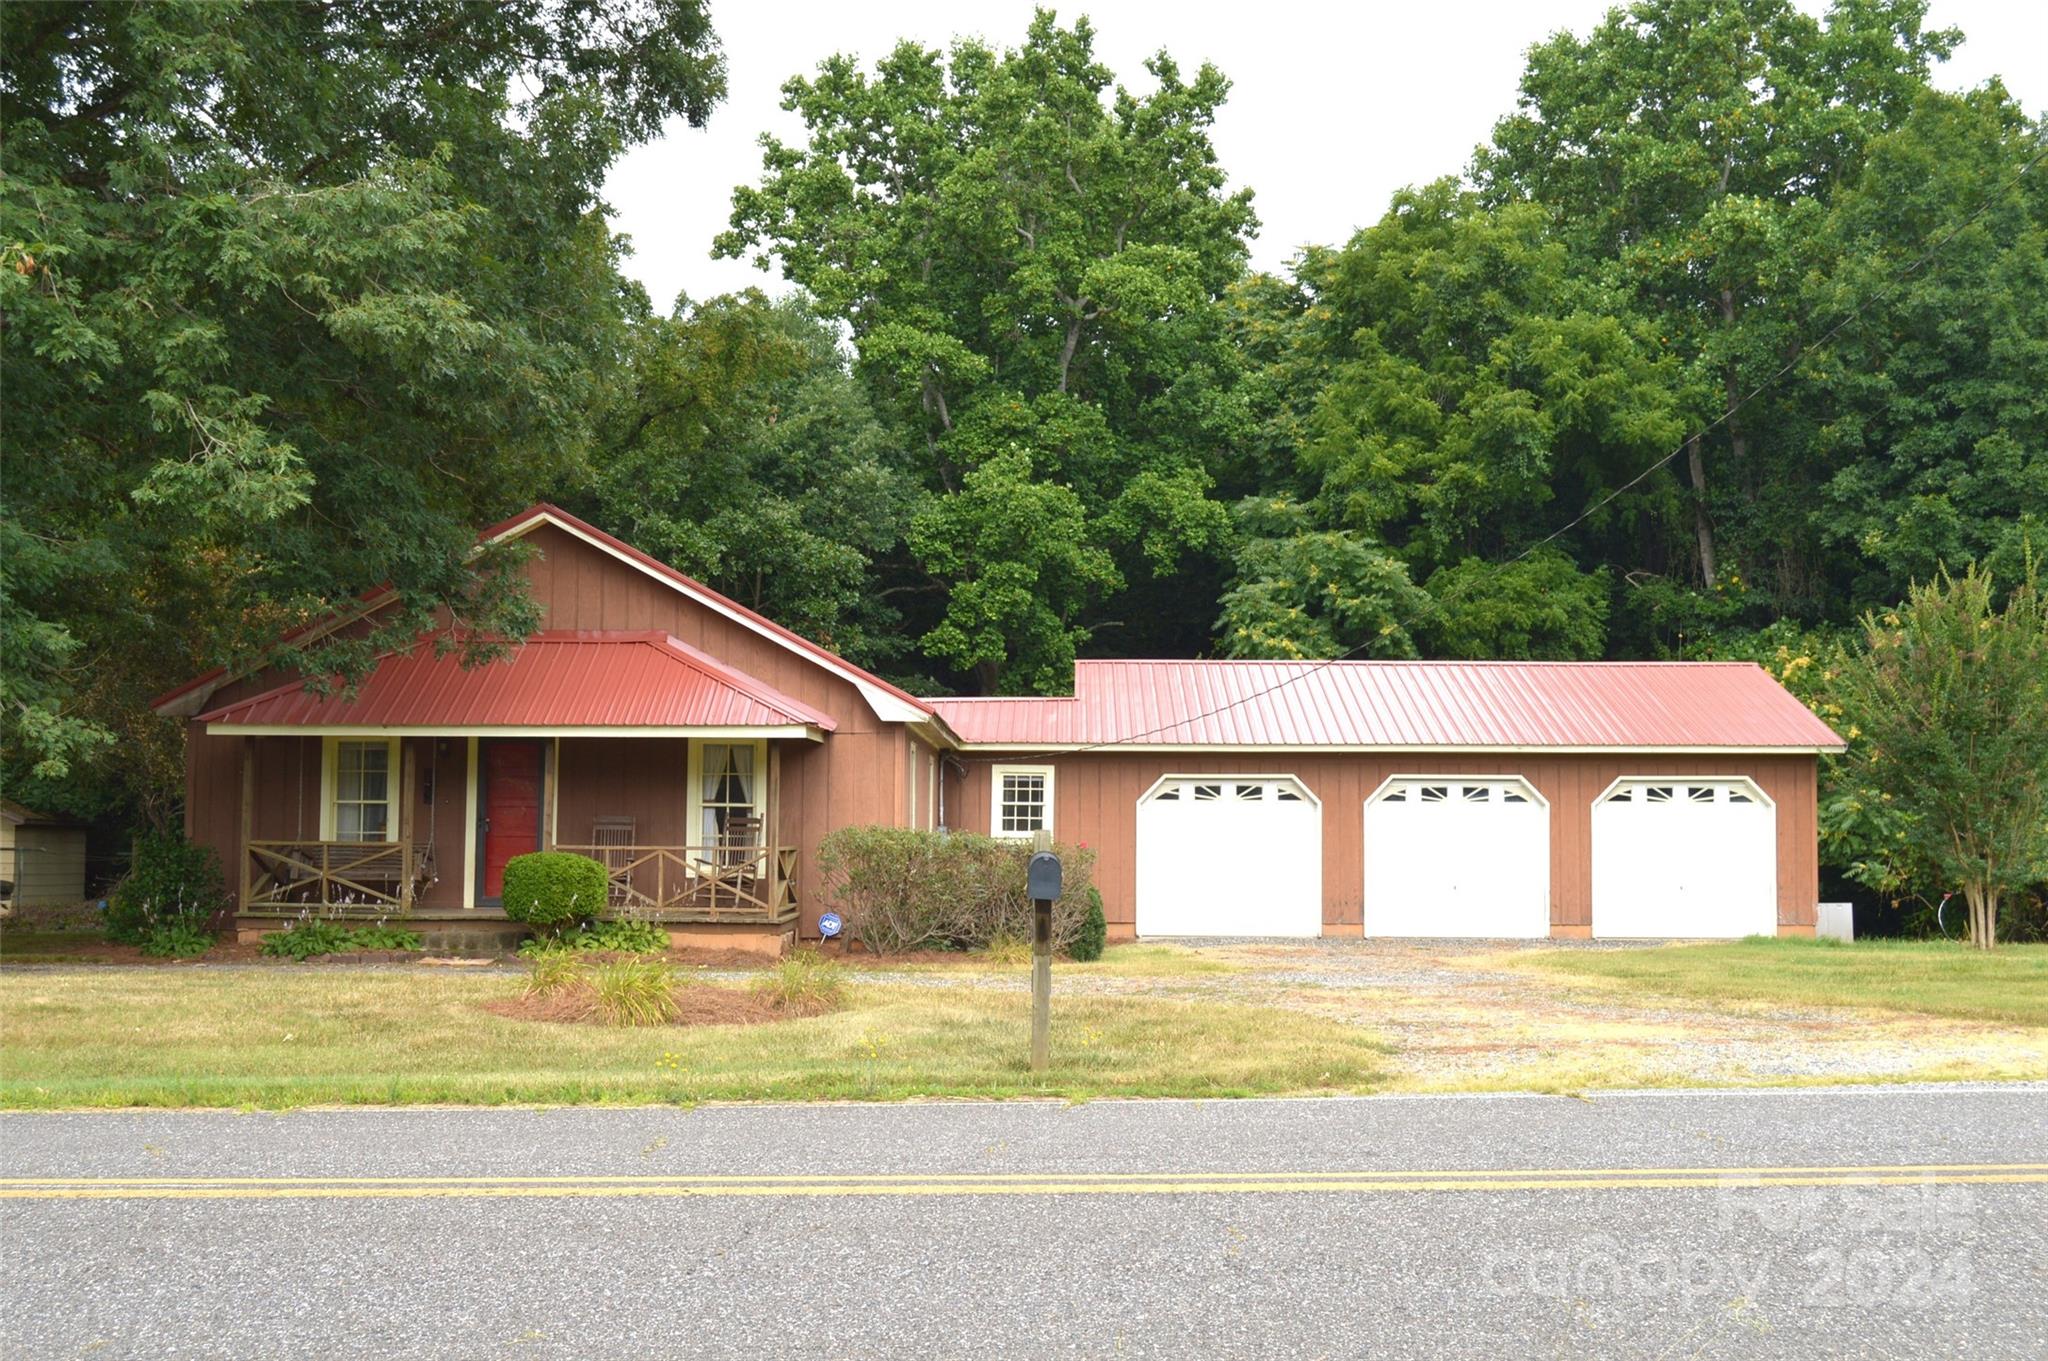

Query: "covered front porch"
left=197, top=631, right=835, bottom=933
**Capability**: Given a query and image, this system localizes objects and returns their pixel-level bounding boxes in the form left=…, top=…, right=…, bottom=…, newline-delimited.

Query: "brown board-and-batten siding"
left=948, top=751, right=1818, bottom=938
left=182, top=521, right=920, bottom=933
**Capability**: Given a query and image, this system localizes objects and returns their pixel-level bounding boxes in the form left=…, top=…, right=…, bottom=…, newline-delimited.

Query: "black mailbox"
left=1027, top=851, right=1063, bottom=902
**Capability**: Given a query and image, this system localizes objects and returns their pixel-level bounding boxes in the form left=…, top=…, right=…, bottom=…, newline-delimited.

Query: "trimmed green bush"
left=105, top=833, right=227, bottom=945
left=1071, top=888, right=1108, bottom=962
left=501, top=852, right=608, bottom=933
left=815, top=827, right=1097, bottom=954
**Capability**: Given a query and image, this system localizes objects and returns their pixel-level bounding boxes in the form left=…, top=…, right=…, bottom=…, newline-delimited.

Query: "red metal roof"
left=197, top=632, right=837, bottom=733
left=155, top=503, right=936, bottom=725
left=929, top=660, right=1844, bottom=751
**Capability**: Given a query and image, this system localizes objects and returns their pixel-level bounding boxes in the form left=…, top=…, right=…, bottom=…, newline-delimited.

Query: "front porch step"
left=412, top=922, right=531, bottom=957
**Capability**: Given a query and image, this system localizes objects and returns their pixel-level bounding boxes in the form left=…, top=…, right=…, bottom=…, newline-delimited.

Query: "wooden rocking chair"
left=592, top=816, right=637, bottom=910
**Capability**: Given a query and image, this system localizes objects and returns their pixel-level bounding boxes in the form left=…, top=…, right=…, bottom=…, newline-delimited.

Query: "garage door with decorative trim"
left=1592, top=778, right=1777, bottom=938
left=1362, top=777, right=1549, bottom=938
left=1136, top=776, right=1321, bottom=937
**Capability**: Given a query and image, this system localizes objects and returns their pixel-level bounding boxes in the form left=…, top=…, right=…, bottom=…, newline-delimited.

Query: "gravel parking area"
left=861, top=938, right=2048, bottom=1091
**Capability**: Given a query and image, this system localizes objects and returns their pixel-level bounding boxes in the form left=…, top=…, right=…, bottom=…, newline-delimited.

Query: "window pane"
left=336, top=804, right=364, bottom=839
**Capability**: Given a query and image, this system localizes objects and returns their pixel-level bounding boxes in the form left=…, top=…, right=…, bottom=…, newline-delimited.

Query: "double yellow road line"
left=4, top=1163, right=2045, bottom=1202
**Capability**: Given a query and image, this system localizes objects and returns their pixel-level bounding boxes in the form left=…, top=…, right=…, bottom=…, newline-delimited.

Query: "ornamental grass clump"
left=589, top=956, right=682, bottom=1026
left=751, top=952, right=846, bottom=1015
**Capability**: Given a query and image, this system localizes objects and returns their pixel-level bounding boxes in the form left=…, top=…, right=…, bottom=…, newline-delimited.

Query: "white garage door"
left=1363, top=777, right=1549, bottom=938
left=1593, top=778, right=1777, bottom=938
left=1136, top=776, right=1321, bottom=937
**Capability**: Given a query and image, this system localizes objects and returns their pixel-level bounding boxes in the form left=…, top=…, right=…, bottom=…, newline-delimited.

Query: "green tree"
left=0, top=1, right=724, bottom=822
left=717, top=10, right=1254, bottom=687
left=1215, top=497, right=1430, bottom=660
left=585, top=294, right=917, bottom=667
left=1476, top=0, right=1968, bottom=606
left=905, top=450, right=1120, bottom=693
left=1828, top=563, right=2048, bottom=949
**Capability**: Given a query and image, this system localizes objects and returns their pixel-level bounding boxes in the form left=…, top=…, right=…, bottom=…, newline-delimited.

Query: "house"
left=0, top=800, right=88, bottom=908
left=157, top=505, right=1844, bottom=950
left=929, top=661, right=1845, bottom=940
left=154, top=505, right=955, bottom=954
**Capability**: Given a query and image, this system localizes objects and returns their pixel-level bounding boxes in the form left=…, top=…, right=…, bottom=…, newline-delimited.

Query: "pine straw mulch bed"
left=483, top=981, right=838, bottom=1029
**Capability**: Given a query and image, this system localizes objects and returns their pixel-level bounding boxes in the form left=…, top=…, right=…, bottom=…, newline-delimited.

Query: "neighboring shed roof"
left=0, top=799, right=82, bottom=827
left=929, top=659, right=1845, bottom=752
left=196, top=631, right=838, bottom=737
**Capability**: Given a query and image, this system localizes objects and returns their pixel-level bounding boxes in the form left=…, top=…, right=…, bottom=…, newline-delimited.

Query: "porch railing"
left=551, top=845, right=799, bottom=924
left=243, top=839, right=432, bottom=916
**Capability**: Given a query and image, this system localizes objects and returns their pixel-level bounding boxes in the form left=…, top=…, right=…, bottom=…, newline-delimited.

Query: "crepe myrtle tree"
left=1829, top=561, right=2048, bottom=948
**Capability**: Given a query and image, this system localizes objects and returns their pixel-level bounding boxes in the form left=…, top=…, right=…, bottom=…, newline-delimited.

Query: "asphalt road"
left=3, top=1085, right=2045, bottom=1359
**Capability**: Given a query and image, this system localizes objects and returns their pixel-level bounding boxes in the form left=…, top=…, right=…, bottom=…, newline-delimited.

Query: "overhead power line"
left=959, top=137, right=2048, bottom=763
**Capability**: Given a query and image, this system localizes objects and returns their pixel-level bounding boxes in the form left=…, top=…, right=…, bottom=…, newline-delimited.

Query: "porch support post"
left=542, top=737, right=558, bottom=851
left=238, top=737, right=255, bottom=913
left=399, top=740, right=417, bottom=910
left=766, top=744, right=783, bottom=914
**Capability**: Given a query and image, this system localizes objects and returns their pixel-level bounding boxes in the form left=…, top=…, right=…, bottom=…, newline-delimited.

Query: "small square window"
left=1234, top=783, right=1264, bottom=801
left=1461, top=785, right=1491, bottom=803
left=1687, top=786, right=1715, bottom=804
left=1645, top=786, right=1675, bottom=803
left=1192, top=783, right=1223, bottom=802
left=1419, top=785, right=1449, bottom=803
left=993, top=767, right=1052, bottom=837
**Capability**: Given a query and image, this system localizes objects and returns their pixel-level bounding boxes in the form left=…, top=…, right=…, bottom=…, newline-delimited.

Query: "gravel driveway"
left=869, top=938, right=2048, bottom=1091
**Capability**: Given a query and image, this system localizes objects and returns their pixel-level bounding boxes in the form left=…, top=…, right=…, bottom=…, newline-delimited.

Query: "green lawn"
left=0, top=967, right=1388, bottom=1109
left=1515, top=937, right=2048, bottom=1027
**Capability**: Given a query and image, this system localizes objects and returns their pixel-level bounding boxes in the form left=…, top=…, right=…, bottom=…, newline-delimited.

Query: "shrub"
left=1070, top=889, right=1107, bottom=962
left=753, top=952, right=846, bottom=1013
left=501, top=852, right=608, bottom=933
left=517, top=919, right=668, bottom=959
left=815, top=827, right=1096, bottom=954
left=588, top=956, right=680, bottom=1026
left=260, top=920, right=424, bottom=961
left=140, top=922, right=215, bottom=959
left=106, top=833, right=227, bottom=946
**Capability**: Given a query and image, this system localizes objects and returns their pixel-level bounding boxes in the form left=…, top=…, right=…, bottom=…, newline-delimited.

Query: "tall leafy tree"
left=717, top=9, right=1255, bottom=689
left=584, top=294, right=918, bottom=668
left=0, top=1, right=724, bottom=822
left=1221, top=182, right=1684, bottom=660
left=1476, top=0, right=1963, bottom=601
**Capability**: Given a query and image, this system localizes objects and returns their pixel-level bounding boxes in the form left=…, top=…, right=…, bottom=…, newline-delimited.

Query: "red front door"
left=479, top=741, right=544, bottom=901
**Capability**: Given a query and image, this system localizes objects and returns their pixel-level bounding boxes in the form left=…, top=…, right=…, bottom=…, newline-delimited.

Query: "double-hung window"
left=991, top=765, right=1054, bottom=838
left=324, top=737, right=399, bottom=842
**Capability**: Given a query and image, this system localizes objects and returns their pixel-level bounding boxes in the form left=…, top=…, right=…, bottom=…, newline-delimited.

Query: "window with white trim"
left=690, top=741, right=766, bottom=847
left=328, top=738, right=398, bottom=842
left=992, top=765, right=1054, bottom=838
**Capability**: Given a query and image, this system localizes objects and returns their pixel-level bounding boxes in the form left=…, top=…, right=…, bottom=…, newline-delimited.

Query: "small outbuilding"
left=0, top=799, right=89, bottom=908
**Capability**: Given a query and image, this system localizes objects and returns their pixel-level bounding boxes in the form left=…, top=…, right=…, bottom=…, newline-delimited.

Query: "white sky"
left=604, top=1, right=2048, bottom=313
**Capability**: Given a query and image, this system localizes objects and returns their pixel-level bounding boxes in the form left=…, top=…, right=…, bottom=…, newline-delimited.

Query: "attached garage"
left=1593, top=777, right=1777, bottom=938
left=933, top=659, right=1843, bottom=942
left=1362, top=776, right=1548, bottom=938
left=1135, top=775, right=1321, bottom=937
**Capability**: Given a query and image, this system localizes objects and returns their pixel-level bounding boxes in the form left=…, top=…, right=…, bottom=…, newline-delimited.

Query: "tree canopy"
left=1, top=0, right=725, bottom=821
left=4, top=1, right=2044, bottom=924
